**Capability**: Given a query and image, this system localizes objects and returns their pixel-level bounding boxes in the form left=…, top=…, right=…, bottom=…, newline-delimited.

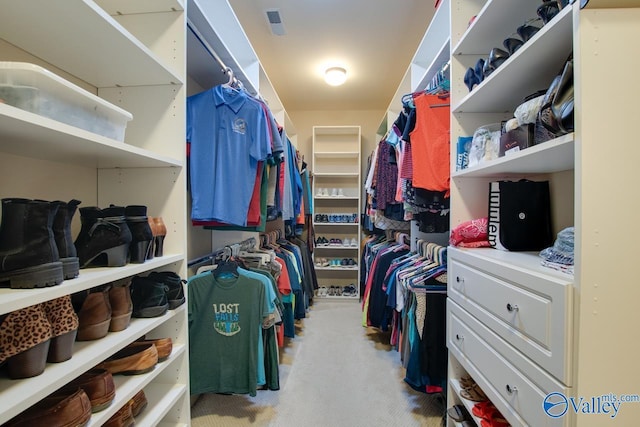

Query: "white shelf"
left=313, top=172, right=360, bottom=177
left=449, top=247, right=574, bottom=283
left=0, top=307, right=186, bottom=424
left=134, top=383, right=188, bottom=427
left=314, top=151, right=360, bottom=158
left=0, top=104, right=183, bottom=169
left=315, top=266, right=359, bottom=271
left=453, top=133, right=574, bottom=177
left=453, top=5, right=573, bottom=113
left=449, top=378, right=488, bottom=427
left=314, top=246, right=359, bottom=250
left=0, top=0, right=183, bottom=87
left=314, top=196, right=359, bottom=200
left=96, top=0, right=184, bottom=15
left=0, top=254, right=183, bottom=316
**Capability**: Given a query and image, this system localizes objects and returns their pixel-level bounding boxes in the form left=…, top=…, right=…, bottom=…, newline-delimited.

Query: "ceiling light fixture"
left=324, top=67, right=347, bottom=86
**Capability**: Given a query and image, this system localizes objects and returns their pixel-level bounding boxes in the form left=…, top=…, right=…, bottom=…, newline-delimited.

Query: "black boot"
left=146, top=271, right=186, bottom=309
left=124, top=205, right=153, bottom=264
left=53, top=199, right=81, bottom=280
left=130, top=276, right=169, bottom=318
left=0, top=198, right=64, bottom=288
left=74, top=206, right=132, bottom=268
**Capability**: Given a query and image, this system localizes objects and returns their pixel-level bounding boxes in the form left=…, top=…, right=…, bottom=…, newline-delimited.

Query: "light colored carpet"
left=191, top=300, right=445, bottom=427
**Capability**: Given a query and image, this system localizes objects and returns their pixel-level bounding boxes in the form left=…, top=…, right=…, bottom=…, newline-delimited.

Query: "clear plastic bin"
left=0, top=62, right=133, bottom=141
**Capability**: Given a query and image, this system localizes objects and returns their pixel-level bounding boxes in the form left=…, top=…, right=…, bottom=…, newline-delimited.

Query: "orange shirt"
left=409, top=93, right=450, bottom=193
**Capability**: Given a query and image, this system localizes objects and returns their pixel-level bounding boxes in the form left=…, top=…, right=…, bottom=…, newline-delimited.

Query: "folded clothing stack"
left=539, top=226, right=574, bottom=274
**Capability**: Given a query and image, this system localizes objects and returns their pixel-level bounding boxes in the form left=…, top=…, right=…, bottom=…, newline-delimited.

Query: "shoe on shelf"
left=330, top=188, right=338, bottom=197
left=103, top=400, right=134, bottom=427
left=3, top=389, right=91, bottom=427
left=129, top=389, right=148, bottom=417
left=318, top=286, right=328, bottom=297
left=96, top=342, right=158, bottom=376
left=58, top=368, right=116, bottom=413
left=72, top=286, right=112, bottom=341
left=41, top=295, right=79, bottom=363
left=131, top=336, right=173, bottom=362
left=130, top=275, right=170, bottom=318
left=108, top=278, right=133, bottom=332
left=0, top=303, right=52, bottom=379
left=338, top=188, right=345, bottom=197
left=321, top=188, right=329, bottom=197
left=316, top=188, right=324, bottom=197
left=147, top=271, right=186, bottom=309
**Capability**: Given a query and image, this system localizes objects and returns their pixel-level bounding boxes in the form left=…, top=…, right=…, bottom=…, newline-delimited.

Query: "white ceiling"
left=227, top=0, right=436, bottom=112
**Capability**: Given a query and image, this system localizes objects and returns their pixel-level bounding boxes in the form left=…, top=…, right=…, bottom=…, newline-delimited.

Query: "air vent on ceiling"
left=265, top=9, right=286, bottom=36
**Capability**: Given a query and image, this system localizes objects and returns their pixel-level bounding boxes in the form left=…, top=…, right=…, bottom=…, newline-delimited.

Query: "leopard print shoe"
left=42, top=295, right=79, bottom=363
left=0, top=304, right=52, bottom=379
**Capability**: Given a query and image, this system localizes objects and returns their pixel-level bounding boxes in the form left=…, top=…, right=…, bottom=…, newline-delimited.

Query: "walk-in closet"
left=0, top=1, right=639, bottom=427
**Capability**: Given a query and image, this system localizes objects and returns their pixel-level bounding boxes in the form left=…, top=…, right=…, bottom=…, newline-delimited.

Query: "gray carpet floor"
left=190, top=300, right=445, bottom=427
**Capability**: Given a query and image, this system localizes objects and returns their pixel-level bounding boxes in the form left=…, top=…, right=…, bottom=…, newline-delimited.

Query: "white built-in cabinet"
left=312, top=126, right=362, bottom=298
left=446, top=1, right=640, bottom=426
left=0, top=1, right=189, bottom=425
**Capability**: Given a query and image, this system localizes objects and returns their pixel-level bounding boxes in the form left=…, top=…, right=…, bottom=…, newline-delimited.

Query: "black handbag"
left=488, top=180, right=553, bottom=251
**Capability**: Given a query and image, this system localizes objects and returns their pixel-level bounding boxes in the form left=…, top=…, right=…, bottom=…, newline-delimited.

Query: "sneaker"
left=316, top=188, right=324, bottom=197
left=337, top=188, right=345, bottom=197
left=331, top=188, right=338, bottom=197
left=321, top=188, right=329, bottom=197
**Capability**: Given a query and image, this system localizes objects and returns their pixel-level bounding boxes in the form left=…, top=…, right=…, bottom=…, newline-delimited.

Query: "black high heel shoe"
left=464, top=67, right=479, bottom=92
left=474, top=58, right=485, bottom=84
left=538, top=0, right=560, bottom=24
left=483, top=48, right=510, bottom=79
left=517, top=22, right=541, bottom=42
left=503, top=37, right=524, bottom=55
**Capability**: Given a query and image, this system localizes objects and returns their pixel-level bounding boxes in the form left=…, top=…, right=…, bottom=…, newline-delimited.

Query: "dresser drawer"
left=448, top=249, right=573, bottom=384
left=448, top=300, right=572, bottom=426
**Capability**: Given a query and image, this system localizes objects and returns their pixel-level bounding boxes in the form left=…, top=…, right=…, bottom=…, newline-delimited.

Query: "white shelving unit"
left=447, top=1, right=640, bottom=426
left=0, top=1, right=189, bottom=425
left=312, top=126, right=361, bottom=299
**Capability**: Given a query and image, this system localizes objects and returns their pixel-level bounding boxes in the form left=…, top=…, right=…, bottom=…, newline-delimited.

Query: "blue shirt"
left=187, top=85, right=271, bottom=226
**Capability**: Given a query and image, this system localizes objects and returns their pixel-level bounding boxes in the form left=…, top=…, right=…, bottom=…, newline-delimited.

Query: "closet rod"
left=186, top=18, right=234, bottom=82
left=187, top=237, right=257, bottom=267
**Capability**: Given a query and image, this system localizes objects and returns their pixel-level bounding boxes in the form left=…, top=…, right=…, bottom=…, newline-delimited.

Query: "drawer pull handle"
left=506, top=384, right=518, bottom=394
left=456, top=276, right=464, bottom=283
left=455, top=334, right=464, bottom=341
left=506, top=303, right=519, bottom=312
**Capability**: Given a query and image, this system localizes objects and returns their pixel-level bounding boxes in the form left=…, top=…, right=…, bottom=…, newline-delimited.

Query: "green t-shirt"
left=188, top=272, right=266, bottom=396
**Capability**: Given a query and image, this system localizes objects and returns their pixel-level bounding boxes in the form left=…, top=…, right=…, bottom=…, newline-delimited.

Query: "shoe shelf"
left=0, top=0, right=184, bottom=88
left=0, top=254, right=183, bottom=316
left=0, top=306, right=186, bottom=424
left=133, top=382, right=188, bottom=427
left=312, top=125, right=362, bottom=300
left=0, top=104, right=183, bottom=169
left=448, top=378, right=488, bottom=427
left=453, top=4, right=573, bottom=114
left=89, top=347, right=187, bottom=427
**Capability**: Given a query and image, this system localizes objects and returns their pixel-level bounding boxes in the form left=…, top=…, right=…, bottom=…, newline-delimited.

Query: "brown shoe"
left=0, top=304, right=52, bottom=379
left=73, top=287, right=112, bottom=341
left=4, top=389, right=91, bottom=427
left=131, top=337, right=173, bottom=362
left=96, top=342, right=158, bottom=375
left=58, top=368, right=116, bottom=413
left=103, top=401, right=134, bottom=427
left=42, top=295, right=79, bottom=363
left=152, top=217, right=166, bottom=257
left=109, top=278, right=133, bottom=332
left=129, top=389, right=148, bottom=417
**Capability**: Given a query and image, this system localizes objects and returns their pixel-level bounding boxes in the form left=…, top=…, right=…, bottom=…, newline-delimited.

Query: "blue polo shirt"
left=187, top=86, right=271, bottom=226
